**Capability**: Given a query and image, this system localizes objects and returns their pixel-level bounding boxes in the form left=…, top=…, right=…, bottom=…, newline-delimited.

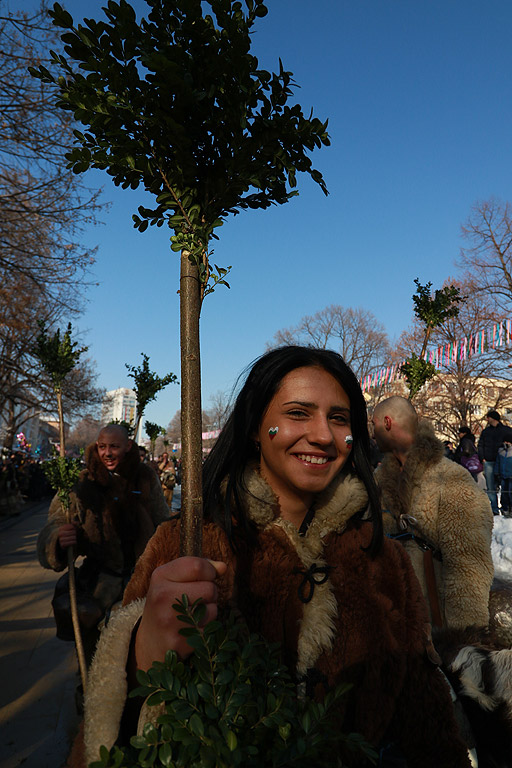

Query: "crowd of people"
left=31, top=346, right=512, bottom=768
left=0, top=452, right=51, bottom=516
left=443, top=409, right=512, bottom=516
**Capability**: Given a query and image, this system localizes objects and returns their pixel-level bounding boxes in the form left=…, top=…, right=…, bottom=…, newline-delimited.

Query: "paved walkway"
left=0, top=486, right=182, bottom=768
left=0, top=499, right=80, bottom=768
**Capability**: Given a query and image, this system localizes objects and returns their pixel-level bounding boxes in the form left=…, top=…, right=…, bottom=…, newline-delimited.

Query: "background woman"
left=454, top=425, right=483, bottom=482
left=71, top=346, right=471, bottom=768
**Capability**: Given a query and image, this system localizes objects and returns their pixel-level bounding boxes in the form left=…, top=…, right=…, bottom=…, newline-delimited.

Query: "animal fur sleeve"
left=36, top=491, right=81, bottom=571
left=436, top=470, right=494, bottom=629
left=82, top=598, right=146, bottom=766
left=123, top=520, right=182, bottom=604
left=122, top=519, right=234, bottom=606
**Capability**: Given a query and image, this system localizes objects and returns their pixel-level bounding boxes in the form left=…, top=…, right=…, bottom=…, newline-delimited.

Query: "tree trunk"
left=133, top=413, right=142, bottom=443
left=3, top=399, right=16, bottom=450
left=179, top=250, right=203, bottom=557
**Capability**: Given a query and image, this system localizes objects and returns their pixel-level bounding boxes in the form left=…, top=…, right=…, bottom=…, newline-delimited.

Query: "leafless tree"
left=165, top=409, right=217, bottom=444
left=67, top=414, right=103, bottom=452
left=205, top=390, right=232, bottom=431
left=459, top=198, right=512, bottom=316
left=166, top=411, right=183, bottom=444
left=0, top=2, right=106, bottom=447
left=268, top=304, right=391, bottom=381
left=0, top=272, right=103, bottom=448
left=0, top=1, right=104, bottom=310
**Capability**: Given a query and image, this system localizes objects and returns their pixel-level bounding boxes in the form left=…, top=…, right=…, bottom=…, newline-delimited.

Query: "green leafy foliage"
left=145, top=421, right=166, bottom=442
left=400, top=354, right=438, bottom=400
left=30, top=0, right=330, bottom=298
left=126, top=353, right=178, bottom=423
left=43, top=451, right=83, bottom=513
left=90, top=596, right=377, bottom=768
left=34, top=321, right=87, bottom=393
left=145, top=420, right=166, bottom=457
left=411, top=279, right=464, bottom=329
left=402, top=279, right=465, bottom=399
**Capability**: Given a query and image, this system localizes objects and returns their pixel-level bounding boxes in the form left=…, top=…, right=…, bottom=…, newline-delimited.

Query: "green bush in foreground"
left=91, top=596, right=377, bottom=768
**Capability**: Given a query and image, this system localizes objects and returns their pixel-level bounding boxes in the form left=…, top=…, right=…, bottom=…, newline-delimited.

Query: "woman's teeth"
left=297, top=454, right=328, bottom=465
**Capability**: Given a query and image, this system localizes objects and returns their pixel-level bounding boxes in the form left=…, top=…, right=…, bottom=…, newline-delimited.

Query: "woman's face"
left=257, top=366, right=353, bottom=510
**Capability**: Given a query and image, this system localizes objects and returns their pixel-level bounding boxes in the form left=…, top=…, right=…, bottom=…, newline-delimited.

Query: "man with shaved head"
left=38, top=423, right=170, bottom=673
left=372, top=395, right=418, bottom=457
left=372, top=396, right=493, bottom=631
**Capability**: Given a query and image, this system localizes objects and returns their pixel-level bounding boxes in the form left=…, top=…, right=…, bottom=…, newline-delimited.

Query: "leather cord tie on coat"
left=293, top=563, right=332, bottom=603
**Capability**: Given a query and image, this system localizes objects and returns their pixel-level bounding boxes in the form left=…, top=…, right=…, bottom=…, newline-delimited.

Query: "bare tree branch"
left=459, top=198, right=512, bottom=313
left=0, top=1, right=105, bottom=308
left=269, top=304, right=391, bottom=380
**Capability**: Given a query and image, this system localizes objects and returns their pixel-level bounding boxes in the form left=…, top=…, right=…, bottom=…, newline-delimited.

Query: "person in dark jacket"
left=496, top=439, right=512, bottom=515
left=477, top=410, right=512, bottom=514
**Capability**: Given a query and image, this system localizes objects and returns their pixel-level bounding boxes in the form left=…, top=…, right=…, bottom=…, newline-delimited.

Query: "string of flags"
left=360, top=319, right=512, bottom=393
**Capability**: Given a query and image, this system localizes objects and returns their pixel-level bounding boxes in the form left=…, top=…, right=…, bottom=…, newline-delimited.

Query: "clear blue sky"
left=9, top=0, right=512, bottom=429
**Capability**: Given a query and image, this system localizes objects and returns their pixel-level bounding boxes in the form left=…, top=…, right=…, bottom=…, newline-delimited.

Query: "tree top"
left=31, top=0, right=330, bottom=265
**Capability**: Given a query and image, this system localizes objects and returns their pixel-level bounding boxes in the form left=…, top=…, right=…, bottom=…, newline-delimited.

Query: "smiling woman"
left=70, top=347, right=473, bottom=768
left=202, top=344, right=382, bottom=552
left=257, top=366, right=354, bottom=526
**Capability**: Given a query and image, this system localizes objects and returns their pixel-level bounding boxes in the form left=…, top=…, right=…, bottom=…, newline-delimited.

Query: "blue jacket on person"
left=495, top=443, right=512, bottom=479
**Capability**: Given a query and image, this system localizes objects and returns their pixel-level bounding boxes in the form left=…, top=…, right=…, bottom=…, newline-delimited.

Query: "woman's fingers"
left=135, top=556, right=227, bottom=670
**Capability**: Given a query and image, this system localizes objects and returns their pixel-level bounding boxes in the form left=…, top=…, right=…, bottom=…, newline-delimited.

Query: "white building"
left=101, top=388, right=142, bottom=443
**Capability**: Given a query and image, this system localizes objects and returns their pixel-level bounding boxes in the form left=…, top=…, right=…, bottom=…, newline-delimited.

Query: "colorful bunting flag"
left=360, top=318, right=512, bottom=393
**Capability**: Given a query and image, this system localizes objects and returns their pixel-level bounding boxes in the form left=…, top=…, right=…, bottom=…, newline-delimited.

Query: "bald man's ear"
left=127, top=439, right=133, bottom=450
left=384, top=416, right=392, bottom=431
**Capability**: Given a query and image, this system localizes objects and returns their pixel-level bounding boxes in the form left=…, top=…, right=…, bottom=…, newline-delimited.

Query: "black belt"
left=387, top=531, right=442, bottom=561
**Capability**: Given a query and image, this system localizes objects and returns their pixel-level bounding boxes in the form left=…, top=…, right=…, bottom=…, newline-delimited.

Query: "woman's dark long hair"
left=202, top=346, right=383, bottom=555
left=458, top=425, right=475, bottom=442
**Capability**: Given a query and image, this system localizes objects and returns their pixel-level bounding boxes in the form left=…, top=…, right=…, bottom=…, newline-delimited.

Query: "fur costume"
left=68, top=467, right=471, bottom=768
left=434, top=627, right=512, bottom=768
left=38, top=441, right=170, bottom=613
left=375, top=422, right=494, bottom=630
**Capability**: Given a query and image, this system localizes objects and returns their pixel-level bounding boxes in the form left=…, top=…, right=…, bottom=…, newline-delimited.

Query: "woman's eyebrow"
left=282, top=400, right=350, bottom=413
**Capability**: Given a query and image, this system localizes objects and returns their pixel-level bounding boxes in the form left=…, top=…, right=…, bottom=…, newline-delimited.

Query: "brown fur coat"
left=70, top=468, right=470, bottom=768
left=37, top=441, right=170, bottom=610
left=375, top=422, right=494, bottom=630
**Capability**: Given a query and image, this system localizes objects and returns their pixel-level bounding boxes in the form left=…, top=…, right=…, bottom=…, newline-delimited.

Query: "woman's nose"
left=307, top=415, right=334, bottom=444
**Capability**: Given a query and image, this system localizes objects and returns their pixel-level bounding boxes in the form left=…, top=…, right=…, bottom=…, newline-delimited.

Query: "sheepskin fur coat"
left=375, top=422, right=494, bottom=630
left=37, top=441, right=170, bottom=611
left=68, top=467, right=471, bottom=768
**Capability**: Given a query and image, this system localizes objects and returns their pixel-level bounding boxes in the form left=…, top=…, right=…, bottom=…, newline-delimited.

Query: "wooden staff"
left=58, top=389, right=88, bottom=692
left=179, top=250, right=203, bottom=557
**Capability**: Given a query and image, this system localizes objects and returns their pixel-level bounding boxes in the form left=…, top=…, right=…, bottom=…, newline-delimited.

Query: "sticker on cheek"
left=268, top=426, right=279, bottom=439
